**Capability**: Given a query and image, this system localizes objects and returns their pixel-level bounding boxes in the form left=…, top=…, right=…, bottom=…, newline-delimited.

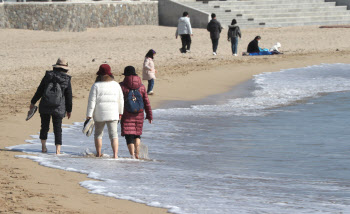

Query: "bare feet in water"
left=42, top=147, right=47, bottom=153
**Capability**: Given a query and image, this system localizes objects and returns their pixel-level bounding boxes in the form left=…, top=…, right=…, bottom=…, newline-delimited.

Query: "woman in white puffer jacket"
left=86, top=64, right=124, bottom=158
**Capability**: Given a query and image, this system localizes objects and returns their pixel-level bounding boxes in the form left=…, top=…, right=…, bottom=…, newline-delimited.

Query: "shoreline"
left=1, top=25, right=350, bottom=213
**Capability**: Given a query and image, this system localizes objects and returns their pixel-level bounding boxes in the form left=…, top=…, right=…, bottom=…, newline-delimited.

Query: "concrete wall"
left=0, top=1, right=158, bottom=31
left=326, top=0, right=350, bottom=9
left=159, top=0, right=210, bottom=28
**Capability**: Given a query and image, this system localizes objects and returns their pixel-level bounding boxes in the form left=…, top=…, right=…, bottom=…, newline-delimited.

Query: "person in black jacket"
left=207, top=13, right=222, bottom=55
left=227, top=19, right=241, bottom=56
left=247, top=36, right=261, bottom=54
left=30, top=58, right=72, bottom=154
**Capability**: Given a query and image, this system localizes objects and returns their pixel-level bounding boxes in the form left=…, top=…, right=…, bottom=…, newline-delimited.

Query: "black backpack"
left=43, top=78, right=62, bottom=107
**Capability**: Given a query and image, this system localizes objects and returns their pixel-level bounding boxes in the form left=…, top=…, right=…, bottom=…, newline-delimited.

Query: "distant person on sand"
left=207, top=13, right=222, bottom=56
left=120, top=66, right=153, bottom=159
left=270, top=42, right=282, bottom=54
left=86, top=64, right=124, bottom=158
left=30, top=58, right=72, bottom=155
left=176, top=11, right=193, bottom=54
left=143, top=49, right=157, bottom=95
left=247, top=36, right=261, bottom=54
left=227, top=19, right=241, bottom=56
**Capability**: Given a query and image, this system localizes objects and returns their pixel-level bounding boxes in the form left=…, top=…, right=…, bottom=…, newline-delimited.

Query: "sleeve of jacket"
left=207, top=22, right=210, bottom=32
left=64, top=78, right=73, bottom=113
left=187, top=19, right=193, bottom=35
left=31, top=76, right=46, bottom=105
left=142, top=86, right=153, bottom=120
left=117, top=83, right=124, bottom=115
left=218, top=22, right=222, bottom=33
left=86, top=84, right=97, bottom=118
left=238, top=27, right=242, bottom=38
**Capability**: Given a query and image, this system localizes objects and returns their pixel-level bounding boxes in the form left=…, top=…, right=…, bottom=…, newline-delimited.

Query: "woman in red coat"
left=120, top=66, right=153, bottom=159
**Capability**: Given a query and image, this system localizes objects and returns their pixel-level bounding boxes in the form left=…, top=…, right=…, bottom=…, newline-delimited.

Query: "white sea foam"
left=7, top=64, right=350, bottom=213
left=156, top=63, right=350, bottom=117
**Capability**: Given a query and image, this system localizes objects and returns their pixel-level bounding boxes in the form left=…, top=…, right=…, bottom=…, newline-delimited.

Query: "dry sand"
left=1, top=25, right=350, bottom=213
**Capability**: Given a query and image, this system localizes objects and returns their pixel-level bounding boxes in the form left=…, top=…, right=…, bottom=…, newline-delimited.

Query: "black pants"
left=125, top=135, right=141, bottom=145
left=40, top=114, right=63, bottom=145
left=211, top=38, right=219, bottom=53
left=180, top=34, right=191, bottom=53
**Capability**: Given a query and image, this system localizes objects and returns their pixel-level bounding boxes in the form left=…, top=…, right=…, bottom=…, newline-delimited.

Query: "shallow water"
left=8, top=64, right=350, bottom=213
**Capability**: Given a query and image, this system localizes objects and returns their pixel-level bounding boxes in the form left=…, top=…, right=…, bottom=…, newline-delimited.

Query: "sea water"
left=8, top=64, right=350, bottom=214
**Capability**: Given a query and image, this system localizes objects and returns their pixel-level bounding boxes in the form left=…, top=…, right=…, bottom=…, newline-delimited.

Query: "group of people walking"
left=30, top=49, right=157, bottom=159
left=176, top=11, right=281, bottom=56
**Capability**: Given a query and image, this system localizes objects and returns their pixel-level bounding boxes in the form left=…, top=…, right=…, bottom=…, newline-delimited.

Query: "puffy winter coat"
left=227, top=25, right=241, bottom=39
left=120, top=75, right=153, bottom=136
left=86, top=76, right=124, bottom=122
left=175, top=17, right=192, bottom=37
left=207, top=19, right=222, bottom=39
left=247, top=39, right=260, bottom=53
left=31, top=70, right=72, bottom=118
left=142, top=57, right=156, bottom=81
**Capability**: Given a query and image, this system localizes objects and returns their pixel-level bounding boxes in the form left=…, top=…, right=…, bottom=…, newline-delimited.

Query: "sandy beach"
left=1, top=25, right=350, bottom=213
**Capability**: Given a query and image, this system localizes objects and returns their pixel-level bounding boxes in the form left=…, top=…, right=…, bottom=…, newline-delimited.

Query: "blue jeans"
left=147, top=79, right=154, bottom=93
left=231, top=37, right=238, bottom=54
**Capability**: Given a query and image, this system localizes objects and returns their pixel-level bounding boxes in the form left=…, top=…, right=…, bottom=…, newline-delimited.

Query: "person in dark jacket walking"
left=227, top=19, right=242, bottom=56
left=207, top=13, right=222, bottom=55
left=247, top=36, right=261, bottom=54
left=120, top=66, right=153, bottom=159
left=30, top=58, right=72, bottom=154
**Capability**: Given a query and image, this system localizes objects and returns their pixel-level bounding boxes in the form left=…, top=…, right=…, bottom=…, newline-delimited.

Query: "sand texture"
left=1, top=25, right=350, bottom=213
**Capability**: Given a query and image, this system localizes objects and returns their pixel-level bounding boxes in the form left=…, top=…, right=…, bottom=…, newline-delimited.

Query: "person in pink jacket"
left=142, top=49, right=157, bottom=95
left=120, top=66, right=153, bottom=159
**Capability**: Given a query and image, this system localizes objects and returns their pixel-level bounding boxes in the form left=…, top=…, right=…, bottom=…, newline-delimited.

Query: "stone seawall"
left=0, top=2, right=158, bottom=31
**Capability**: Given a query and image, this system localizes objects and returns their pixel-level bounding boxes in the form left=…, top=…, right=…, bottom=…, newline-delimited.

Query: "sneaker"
left=179, top=48, right=185, bottom=54
left=213, top=52, right=217, bottom=55
left=148, top=91, right=154, bottom=95
left=234, top=54, right=237, bottom=56
left=186, top=50, right=191, bottom=53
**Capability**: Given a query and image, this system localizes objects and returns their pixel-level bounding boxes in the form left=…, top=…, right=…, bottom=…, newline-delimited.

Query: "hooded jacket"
left=31, top=70, right=72, bottom=118
left=227, top=25, right=241, bottom=40
left=207, top=19, right=222, bottom=39
left=142, top=57, right=156, bottom=81
left=175, top=16, right=192, bottom=37
left=247, top=39, right=260, bottom=53
left=120, top=75, right=152, bottom=136
left=86, top=75, right=124, bottom=122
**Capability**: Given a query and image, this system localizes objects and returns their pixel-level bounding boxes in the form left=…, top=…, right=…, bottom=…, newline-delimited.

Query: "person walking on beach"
left=86, top=64, right=124, bottom=158
left=143, top=49, right=157, bottom=95
left=227, top=19, right=241, bottom=56
left=207, top=13, right=222, bottom=55
left=247, top=36, right=261, bottom=54
left=120, top=66, right=153, bottom=159
left=176, top=11, right=193, bottom=54
left=30, top=58, right=72, bottom=155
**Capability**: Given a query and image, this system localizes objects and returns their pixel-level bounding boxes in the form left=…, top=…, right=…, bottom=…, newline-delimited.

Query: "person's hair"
left=95, top=75, right=114, bottom=83
left=211, top=13, right=216, bottom=19
left=183, top=11, right=188, bottom=17
left=231, top=19, right=237, bottom=25
left=255, top=36, right=261, bottom=40
left=53, top=67, right=68, bottom=73
left=145, top=49, right=156, bottom=59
